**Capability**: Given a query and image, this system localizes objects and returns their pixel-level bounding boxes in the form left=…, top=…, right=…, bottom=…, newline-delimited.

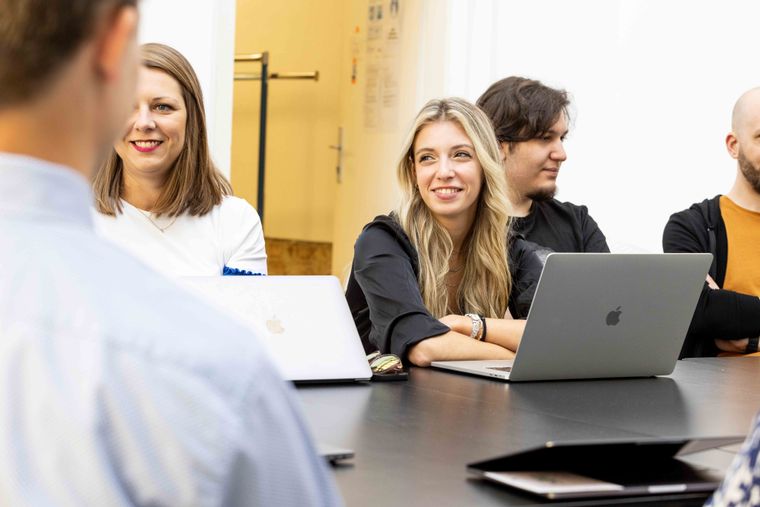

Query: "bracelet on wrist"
left=480, top=315, right=487, bottom=342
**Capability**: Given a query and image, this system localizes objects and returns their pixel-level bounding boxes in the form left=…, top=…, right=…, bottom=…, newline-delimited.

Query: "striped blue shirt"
left=0, top=153, right=342, bottom=507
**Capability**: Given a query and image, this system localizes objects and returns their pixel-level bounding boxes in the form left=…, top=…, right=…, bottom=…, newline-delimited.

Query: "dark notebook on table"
left=467, top=436, right=742, bottom=500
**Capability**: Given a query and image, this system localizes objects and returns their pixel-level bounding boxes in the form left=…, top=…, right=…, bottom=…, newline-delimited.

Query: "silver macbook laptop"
left=431, top=253, right=712, bottom=382
left=180, top=275, right=372, bottom=383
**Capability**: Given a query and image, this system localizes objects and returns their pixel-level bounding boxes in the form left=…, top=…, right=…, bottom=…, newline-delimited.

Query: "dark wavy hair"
left=476, top=76, right=569, bottom=150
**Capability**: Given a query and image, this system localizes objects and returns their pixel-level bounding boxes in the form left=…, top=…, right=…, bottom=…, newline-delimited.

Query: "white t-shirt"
left=93, top=196, right=267, bottom=276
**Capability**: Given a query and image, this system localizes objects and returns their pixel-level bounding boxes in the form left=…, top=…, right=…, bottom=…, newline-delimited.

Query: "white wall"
left=444, top=0, right=759, bottom=252
left=138, top=0, right=236, bottom=177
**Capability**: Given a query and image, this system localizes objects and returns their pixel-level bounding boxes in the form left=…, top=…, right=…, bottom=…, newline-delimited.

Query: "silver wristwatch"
left=465, top=313, right=483, bottom=340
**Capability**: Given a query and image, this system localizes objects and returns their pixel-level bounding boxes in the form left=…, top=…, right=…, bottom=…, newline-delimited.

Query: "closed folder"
left=467, top=436, right=743, bottom=500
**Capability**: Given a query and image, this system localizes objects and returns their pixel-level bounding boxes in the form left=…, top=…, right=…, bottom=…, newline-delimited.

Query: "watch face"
left=465, top=314, right=482, bottom=339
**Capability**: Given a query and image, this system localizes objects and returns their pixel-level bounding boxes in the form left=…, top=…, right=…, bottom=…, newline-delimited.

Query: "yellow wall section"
left=232, top=0, right=344, bottom=242
left=233, top=0, right=448, bottom=278
left=331, top=1, right=448, bottom=280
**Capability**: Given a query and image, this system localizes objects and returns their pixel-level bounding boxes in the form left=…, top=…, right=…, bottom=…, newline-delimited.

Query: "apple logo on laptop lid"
left=266, top=316, right=285, bottom=334
left=606, top=306, right=622, bottom=326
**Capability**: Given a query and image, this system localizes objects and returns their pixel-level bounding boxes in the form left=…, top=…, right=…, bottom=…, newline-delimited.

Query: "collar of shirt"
left=0, top=152, right=93, bottom=229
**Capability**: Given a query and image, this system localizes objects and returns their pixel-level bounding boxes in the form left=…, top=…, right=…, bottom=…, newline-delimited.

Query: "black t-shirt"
left=512, top=199, right=610, bottom=253
left=345, top=214, right=546, bottom=358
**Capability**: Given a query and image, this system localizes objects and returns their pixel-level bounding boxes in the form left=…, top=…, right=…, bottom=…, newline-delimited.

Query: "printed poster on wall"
left=365, top=0, right=401, bottom=130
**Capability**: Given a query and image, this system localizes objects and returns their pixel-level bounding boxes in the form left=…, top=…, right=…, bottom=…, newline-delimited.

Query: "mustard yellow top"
left=721, top=195, right=760, bottom=296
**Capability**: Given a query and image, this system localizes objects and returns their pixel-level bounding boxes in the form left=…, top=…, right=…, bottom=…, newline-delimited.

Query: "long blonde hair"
left=93, top=43, right=232, bottom=217
left=396, top=97, right=512, bottom=318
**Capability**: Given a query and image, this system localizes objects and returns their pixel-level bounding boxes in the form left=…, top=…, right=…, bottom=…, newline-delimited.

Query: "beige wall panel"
left=331, top=0, right=448, bottom=281
left=232, top=0, right=344, bottom=242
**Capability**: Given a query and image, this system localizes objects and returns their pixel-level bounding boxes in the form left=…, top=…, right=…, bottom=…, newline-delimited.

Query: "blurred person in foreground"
left=0, top=0, right=340, bottom=505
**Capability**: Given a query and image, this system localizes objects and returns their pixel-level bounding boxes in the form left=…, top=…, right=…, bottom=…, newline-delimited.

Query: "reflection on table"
left=297, top=358, right=760, bottom=506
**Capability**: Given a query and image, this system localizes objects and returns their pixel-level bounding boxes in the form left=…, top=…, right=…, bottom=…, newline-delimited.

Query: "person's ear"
left=498, top=142, right=508, bottom=164
left=726, top=132, right=739, bottom=160
left=94, top=5, right=139, bottom=82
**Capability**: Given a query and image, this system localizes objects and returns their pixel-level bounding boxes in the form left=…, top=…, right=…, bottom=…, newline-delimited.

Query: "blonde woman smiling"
left=346, top=98, right=544, bottom=366
left=93, top=43, right=266, bottom=276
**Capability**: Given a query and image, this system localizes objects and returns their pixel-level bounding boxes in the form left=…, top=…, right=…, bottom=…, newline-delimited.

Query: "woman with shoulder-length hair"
left=346, top=97, right=543, bottom=367
left=93, top=43, right=266, bottom=276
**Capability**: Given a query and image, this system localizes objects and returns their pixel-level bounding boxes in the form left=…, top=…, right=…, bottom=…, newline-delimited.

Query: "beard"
left=738, top=149, right=760, bottom=194
left=526, top=185, right=558, bottom=202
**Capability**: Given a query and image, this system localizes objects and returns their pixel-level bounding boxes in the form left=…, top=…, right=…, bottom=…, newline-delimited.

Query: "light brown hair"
left=396, top=98, right=512, bottom=319
left=94, top=42, right=232, bottom=217
left=0, top=0, right=137, bottom=108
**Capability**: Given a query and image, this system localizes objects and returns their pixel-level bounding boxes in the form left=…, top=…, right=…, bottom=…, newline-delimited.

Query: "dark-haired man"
left=0, top=1, right=340, bottom=504
left=663, top=87, right=760, bottom=358
left=477, top=76, right=609, bottom=253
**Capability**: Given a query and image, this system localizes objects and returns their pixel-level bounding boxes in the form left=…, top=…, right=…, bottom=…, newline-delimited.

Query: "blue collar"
left=0, top=152, right=93, bottom=228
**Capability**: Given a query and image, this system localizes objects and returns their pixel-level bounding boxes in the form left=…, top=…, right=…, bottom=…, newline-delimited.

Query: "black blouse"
left=345, top=214, right=547, bottom=359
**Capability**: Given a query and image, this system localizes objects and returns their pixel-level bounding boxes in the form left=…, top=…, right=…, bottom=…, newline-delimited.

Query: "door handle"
left=328, top=127, right=343, bottom=183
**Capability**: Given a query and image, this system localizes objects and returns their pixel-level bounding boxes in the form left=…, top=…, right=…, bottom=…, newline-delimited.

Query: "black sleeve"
left=662, top=209, right=710, bottom=254
left=351, top=225, right=450, bottom=359
left=663, top=211, right=760, bottom=357
left=345, top=268, right=377, bottom=354
left=579, top=206, right=610, bottom=253
left=508, top=238, right=548, bottom=319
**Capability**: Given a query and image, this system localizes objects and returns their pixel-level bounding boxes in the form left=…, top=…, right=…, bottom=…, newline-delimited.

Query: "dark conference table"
left=297, top=358, right=760, bottom=506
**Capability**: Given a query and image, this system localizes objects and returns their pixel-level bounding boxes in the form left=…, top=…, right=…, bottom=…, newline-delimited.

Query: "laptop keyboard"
left=486, top=366, right=512, bottom=372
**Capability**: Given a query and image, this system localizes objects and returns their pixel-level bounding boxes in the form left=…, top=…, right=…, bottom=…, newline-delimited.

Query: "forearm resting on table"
left=483, top=318, right=525, bottom=352
left=715, top=338, right=749, bottom=353
left=440, top=314, right=525, bottom=353
left=407, top=331, right=514, bottom=367
left=710, top=291, right=759, bottom=353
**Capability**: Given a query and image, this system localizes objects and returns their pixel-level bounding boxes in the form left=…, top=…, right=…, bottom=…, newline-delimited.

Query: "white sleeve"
left=220, top=197, right=267, bottom=275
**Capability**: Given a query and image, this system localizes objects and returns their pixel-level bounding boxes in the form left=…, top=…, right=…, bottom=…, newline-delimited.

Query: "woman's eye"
left=454, top=151, right=471, bottom=159
left=418, top=154, right=433, bottom=163
left=154, top=104, right=172, bottom=112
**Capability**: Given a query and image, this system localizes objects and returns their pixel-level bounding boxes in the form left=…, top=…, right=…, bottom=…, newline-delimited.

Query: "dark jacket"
left=346, top=214, right=547, bottom=358
left=663, top=195, right=760, bottom=357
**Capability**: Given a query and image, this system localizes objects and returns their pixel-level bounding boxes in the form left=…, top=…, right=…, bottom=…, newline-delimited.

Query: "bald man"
left=663, top=87, right=760, bottom=358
